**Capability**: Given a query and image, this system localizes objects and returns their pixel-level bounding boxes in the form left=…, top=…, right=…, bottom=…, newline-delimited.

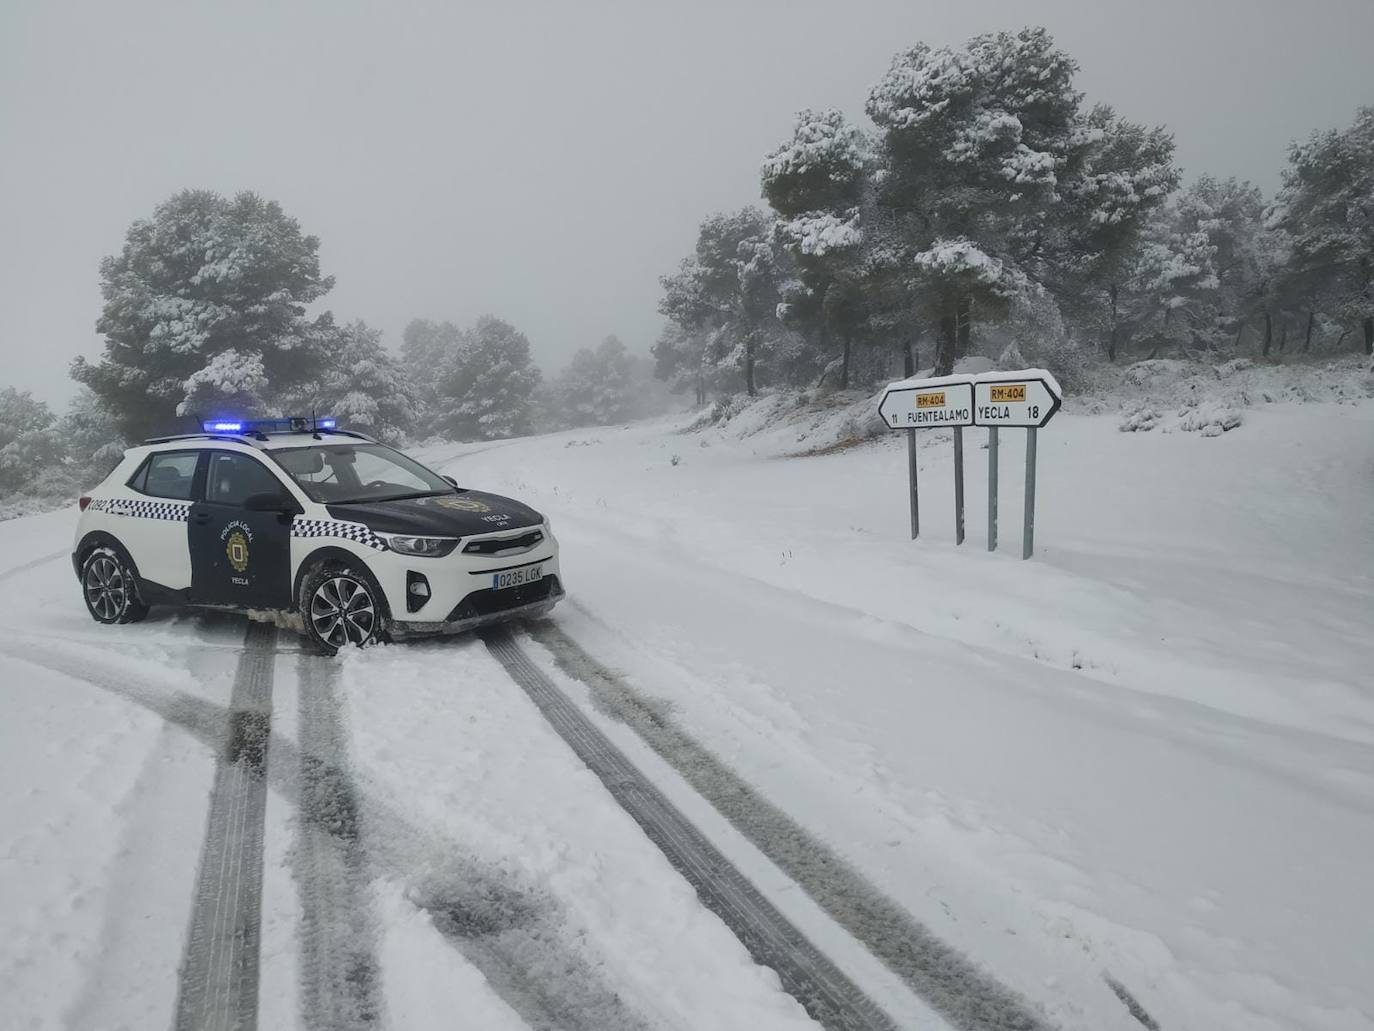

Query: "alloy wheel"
left=309, top=575, right=377, bottom=648
left=84, top=555, right=127, bottom=621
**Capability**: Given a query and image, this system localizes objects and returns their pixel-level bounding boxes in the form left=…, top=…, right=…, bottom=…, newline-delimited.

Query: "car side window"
left=129, top=451, right=200, bottom=501
left=205, top=452, right=288, bottom=507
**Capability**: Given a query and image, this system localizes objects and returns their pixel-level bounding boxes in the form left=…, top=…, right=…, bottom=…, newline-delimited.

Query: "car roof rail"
left=141, top=432, right=259, bottom=446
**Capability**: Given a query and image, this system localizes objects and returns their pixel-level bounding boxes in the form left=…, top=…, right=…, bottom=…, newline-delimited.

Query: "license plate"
left=492, top=564, right=542, bottom=591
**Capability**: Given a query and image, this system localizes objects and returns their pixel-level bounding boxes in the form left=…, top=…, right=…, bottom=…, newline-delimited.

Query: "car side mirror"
left=243, top=491, right=302, bottom=515
left=443, top=475, right=458, bottom=487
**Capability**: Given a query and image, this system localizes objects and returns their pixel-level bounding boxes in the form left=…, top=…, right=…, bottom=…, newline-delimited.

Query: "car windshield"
left=270, top=443, right=456, bottom=504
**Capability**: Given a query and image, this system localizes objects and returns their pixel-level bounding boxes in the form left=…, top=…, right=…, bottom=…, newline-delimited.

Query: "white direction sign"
left=878, top=375, right=974, bottom=430
left=972, top=370, right=1063, bottom=429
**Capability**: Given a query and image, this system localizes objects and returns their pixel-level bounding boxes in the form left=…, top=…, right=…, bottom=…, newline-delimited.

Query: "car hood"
left=325, top=491, right=543, bottom=537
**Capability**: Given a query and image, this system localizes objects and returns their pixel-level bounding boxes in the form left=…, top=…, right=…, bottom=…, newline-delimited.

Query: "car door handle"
left=110, top=503, right=131, bottom=517
left=193, top=513, right=212, bottom=526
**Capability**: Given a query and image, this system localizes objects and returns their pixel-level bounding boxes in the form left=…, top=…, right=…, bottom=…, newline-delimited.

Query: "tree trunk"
left=936, top=297, right=958, bottom=377
left=745, top=334, right=757, bottom=397
left=1262, top=310, right=1272, bottom=357
left=1303, top=309, right=1315, bottom=353
left=1364, top=257, right=1374, bottom=356
left=903, top=334, right=916, bottom=378
left=1278, top=320, right=1288, bottom=354
left=1107, top=283, right=1120, bottom=362
left=956, top=294, right=971, bottom=359
left=840, top=335, right=852, bottom=390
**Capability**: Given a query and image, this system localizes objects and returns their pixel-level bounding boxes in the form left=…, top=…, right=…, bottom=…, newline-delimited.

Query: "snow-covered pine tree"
left=1053, top=105, right=1179, bottom=360
left=552, top=335, right=637, bottom=428
left=0, top=387, right=63, bottom=496
left=431, top=316, right=541, bottom=441
left=58, top=388, right=126, bottom=487
left=72, top=190, right=337, bottom=439
left=865, top=27, right=1104, bottom=374
left=762, top=109, right=875, bottom=388
left=1269, top=107, right=1374, bottom=355
left=658, top=208, right=798, bottom=397
left=284, top=320, right=417, bottom=443
left=400, top=318, right=465, bottom=425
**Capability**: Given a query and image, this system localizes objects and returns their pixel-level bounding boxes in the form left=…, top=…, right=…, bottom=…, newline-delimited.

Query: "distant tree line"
left=0, top=187, right=666, bottom=508
left=654, top=26, right=1374, bottom=400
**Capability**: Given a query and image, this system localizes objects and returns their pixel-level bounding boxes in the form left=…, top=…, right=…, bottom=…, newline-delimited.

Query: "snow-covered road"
left=2, top=401, right=1372, bottom=1031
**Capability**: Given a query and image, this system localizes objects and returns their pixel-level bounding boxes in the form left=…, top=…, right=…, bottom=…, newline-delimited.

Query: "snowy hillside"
left=2, top=397, right=1372, bottom=1031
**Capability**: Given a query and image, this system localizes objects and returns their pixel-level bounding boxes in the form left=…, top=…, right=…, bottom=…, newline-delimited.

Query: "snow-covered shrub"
left=1174, top=402, right=1242, bottom=435
left=1216, top=358, right=1254, bottom=378
left=1118, top=403, right=1161, bottom=432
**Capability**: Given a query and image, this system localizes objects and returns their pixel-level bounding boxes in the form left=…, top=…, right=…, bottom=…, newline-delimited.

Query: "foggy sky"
left=3, top=0, right=1372, bottom=407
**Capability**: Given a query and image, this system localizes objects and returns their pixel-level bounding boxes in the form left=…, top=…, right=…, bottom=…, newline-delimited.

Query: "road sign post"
left=878, top=369, right=1061, bottom=557
left=878, top=375, right=974, bottom=544
left=953, top=426, right=965, bottom=545
left=971, top=371, right=1062, bottom=560
left=987, top=426, right=998, bottom=552
left=1024, top=426, right=1038, bottom=559
left=906, top=429, right=919, bottom=539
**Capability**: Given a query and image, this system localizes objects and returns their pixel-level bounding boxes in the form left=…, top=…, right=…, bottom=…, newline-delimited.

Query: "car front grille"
left=447, top=575, right=559, bottom=622
left=462, top=529, right=544, bottom=556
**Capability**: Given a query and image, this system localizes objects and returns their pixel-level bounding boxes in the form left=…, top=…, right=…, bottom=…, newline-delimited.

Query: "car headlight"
left=377, top=533, right=459, bottom=558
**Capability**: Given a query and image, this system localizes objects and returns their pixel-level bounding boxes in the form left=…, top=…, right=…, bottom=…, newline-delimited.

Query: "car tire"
left=298, top=560, right=389, bottom=656
left=80, top=546, right=150, bottom=625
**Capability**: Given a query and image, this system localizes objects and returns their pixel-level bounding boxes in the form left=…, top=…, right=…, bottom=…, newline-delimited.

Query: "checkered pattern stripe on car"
left=110, top=498, right=191, bottom=521
left=291, top=518, right=389, bottom=551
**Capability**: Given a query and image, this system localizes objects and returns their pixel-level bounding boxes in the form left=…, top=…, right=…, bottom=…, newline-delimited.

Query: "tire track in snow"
left=173, top=619, right=277, bottom=1031
left=525, top=620, right=1055, bottom=1031
left=294, top=655, right=382, bottom=1030
left=0, top=548, right=66, bottom=583
left=1, top=636, right=652, bottom=1031
left=483, top=626, right=899, bottom=1031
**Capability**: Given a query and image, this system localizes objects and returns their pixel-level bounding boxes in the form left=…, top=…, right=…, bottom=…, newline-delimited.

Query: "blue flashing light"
left=195, top=416, right=340, bottom=436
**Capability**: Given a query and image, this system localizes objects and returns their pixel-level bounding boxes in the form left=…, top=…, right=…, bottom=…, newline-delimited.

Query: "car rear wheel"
left=299, top=562, right=388, bottom=655
left=81, top=547, right=149, bottom=625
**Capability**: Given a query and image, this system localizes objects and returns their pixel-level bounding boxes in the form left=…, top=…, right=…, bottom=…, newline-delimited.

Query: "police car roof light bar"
left=199, top=415, right=340, bottom=435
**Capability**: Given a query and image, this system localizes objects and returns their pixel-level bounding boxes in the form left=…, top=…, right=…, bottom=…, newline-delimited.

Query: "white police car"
left=71, top=417, right=563, bottom=653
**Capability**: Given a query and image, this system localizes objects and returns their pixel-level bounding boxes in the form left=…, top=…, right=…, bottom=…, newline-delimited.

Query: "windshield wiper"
left=331, top=490, right=452, bottom=505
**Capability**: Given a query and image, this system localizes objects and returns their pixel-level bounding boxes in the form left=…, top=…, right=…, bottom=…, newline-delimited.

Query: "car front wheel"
left=299, top=562, right=388, bottom=655
left=81, top=546, right=149, bottom=625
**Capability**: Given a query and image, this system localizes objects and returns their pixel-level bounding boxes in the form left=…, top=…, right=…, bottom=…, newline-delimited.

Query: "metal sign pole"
left=988, top=426, right=998, bottom=552
left=1023, top=427, right=1037, bottom=560
left=907, top=428, right=919, bottom=540
left=953, top=426, right=965, bottom=544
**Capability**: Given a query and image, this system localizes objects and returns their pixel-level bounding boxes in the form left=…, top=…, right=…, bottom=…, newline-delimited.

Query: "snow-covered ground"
left=1, top=389, right=1371, bottom=1031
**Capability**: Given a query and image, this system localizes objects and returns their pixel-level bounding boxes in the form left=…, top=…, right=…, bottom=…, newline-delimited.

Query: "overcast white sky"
left=3, top=0, right=1372, bottom=406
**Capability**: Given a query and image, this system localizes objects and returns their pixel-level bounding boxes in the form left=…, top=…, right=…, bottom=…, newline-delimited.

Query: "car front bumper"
left=389, top=576, right=565, bottom=638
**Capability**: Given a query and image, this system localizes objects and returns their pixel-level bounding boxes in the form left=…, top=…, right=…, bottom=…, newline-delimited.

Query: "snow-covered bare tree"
left=432, top=316, right=541, bottom=440
left=72, top=190, right=337, bottom=439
